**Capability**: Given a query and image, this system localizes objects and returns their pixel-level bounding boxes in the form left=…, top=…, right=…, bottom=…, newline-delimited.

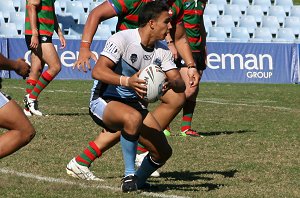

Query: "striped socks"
left=75, top=141, right=102, bottom=167
left=29, top=71, right=54, bottom=100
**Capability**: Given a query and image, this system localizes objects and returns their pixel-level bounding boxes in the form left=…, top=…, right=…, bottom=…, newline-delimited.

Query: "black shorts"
left=175, top=51, right=207, bottom=71
left=89, top=97, right=149, bottom=133
left=25, top=35, right=53, bottom=49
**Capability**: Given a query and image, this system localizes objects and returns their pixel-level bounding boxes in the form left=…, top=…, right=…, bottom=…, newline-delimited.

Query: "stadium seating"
left=102, top=17, right=118, bottom=34
left=78, top=13, right=89, bottom=25
left=0, top=23, right=19, bottom=37
left=290, top=6, right=300, bottom=18
left=68, top=24, right=85, bottom=39
left=246, top=5, right=264, bottom=25
left=251, top=27, right=273, bottom=42
left=230, top=0, right=249, bottom=14
left=284, top=16, right=300, bottom=37
left=223, top=4, right=242, bottom=24
left=227, top=27, right=250, bottom=42
left=274, top=0, right=293, bottom=14
left=89, top=2, right=102, bottom=12
left=0, top=12, right=5, bottom=25
left=268, top=6, right=287, bottom=26
left=94, top=24, right=112, bottom=40
left=207, top=27, right=227, bottom=42
left=56, top=14, right=76, bottom=34
left=204, top=4, right=219, bottom=24
left=0, top=1, right=16, bottom=20
left=65, top=1, right=85, bottom=15
left=261, top=16, right=280, bottom=36
left=9, top=12, right=25, bottom=35
left=204, top=15, right=213, bottom=30
left=209, top=0, right=227, bottom=14
left=238, top=15, right=257, bottom=36
left=273, top=27, right=296, bottom=43
left=252, top=0, right=272, bottom=14
left=216, top=15, right=235, bottom=35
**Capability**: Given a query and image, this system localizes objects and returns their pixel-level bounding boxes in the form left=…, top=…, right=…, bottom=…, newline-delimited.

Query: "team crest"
left=130, top=54, right=138, bottom=63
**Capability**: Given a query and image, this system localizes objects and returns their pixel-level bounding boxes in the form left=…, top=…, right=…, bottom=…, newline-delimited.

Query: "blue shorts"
left=0, top=91, right=11, bottom=109
left=89, top=97, right=149, bottom=132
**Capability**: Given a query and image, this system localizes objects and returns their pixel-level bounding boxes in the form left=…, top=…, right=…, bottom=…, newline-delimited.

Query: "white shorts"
left=0, top=91, right=10, bottom=109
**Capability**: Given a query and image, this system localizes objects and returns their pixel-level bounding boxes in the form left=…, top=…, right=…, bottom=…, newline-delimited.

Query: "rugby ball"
left=138, top=64, right=166, bottom=103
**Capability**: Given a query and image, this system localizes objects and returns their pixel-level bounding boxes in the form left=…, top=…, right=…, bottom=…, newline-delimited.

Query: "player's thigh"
left=160, top=87, right=185, bottom=107
left=0, top=100, right=33, bottom=131
left=102, top=101, right=143, bottom=131
left=40, top=43, right=61, bottom=69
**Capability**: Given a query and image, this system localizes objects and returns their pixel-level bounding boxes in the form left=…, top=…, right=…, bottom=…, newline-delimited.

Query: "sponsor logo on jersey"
left=143, top=54, right=153, bottom=60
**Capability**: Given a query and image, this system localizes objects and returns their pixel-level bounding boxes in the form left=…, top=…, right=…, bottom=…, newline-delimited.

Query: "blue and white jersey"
left=91, top=28, right=176, bottom=101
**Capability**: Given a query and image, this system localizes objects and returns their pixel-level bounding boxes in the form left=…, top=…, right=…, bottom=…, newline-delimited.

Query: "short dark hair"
left=138, top=1, right=170, bottom=27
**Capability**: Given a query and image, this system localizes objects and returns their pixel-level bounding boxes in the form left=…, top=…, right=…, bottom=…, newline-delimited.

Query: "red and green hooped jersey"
left=25, top=0, right=56, bottom=36
left=108, top=0, right=184, bottom=31
left=182, top=0, right=207, bottom=52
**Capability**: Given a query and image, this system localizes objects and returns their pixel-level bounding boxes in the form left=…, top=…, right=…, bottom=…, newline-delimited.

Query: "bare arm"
left=54, top=13, right=66, bottom=49
left=165, top=69, right=186, bottom=93
left=27, top=0, right=40, bottom=49
left=0, top=54, right=30, bottom=78
left=172, top=23, right=200, bottom=87
left=74, top=2, right=117, bottom=72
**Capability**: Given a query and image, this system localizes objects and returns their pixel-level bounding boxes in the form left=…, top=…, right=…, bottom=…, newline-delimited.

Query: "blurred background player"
left=0, top=53, right=36, bottom=159
left=23, top=0, right=66, bottom=116
left=67, top=1, right=185, bottom=192
left=164, top=0, right=208, bottom=137
left=67, top=0, right=198, bottom=179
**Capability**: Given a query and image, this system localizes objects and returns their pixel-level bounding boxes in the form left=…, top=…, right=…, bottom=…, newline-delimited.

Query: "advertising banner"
left=202, top=42, right=298, bottom=84
left=8, top=38, right=106, bottom=80
left=0, top=38, right=9, bottom=78
left=6, top=38, right=300, bottom=84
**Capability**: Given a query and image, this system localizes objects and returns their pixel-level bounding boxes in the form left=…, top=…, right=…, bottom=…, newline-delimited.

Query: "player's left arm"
left=54, top=13, right=66, bottom=49
left=173, top=23, right=200, bottom=87
left=164, top=69, right=186, bottom=93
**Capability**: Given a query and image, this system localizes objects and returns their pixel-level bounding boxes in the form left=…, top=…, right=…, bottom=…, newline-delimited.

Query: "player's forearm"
left=0, top=54, right=17, bottom=71
left=174, top=24, right=195, bottom=67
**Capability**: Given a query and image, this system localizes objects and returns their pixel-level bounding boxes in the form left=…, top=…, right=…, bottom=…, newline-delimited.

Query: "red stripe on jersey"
left=188, top=36, right=202, bottom=43
left=41, top=6, right=54, bottom=11
left=26, top=29, right=53, bottom=35
left=39, top=30, right=53, bottom=36
left=119, top=0, right=128, bottom=13
left=126, top=14, right=138, bottom=22
left=38, top=18, right=55, bottom=24
left=184, top=9, right=203, bottom=16
left=119, top=24, right=128, bottom=30
left=184, top=23, right=199, bottom=29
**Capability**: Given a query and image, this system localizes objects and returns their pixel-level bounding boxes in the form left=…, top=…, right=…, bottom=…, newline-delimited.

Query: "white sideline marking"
left=6, top=86, right=297, bottom=112
left=0, top=168, right=189, bottom=198
left=197, top=99, right=296, bottom=111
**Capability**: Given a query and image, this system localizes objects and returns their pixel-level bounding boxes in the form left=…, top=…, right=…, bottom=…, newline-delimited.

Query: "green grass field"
left=0, top=79, right=299, bottom=198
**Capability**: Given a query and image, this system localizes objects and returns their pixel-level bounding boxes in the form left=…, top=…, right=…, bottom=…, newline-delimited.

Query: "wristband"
left=81, top=40, right=91, bottom=44
left=80, top=41, right=91, bottom=48
left=188, top=65, right=196, bottom=69
left=119, top=75, right=123, bottom=86
left=125, top=77, right=129, bottom=86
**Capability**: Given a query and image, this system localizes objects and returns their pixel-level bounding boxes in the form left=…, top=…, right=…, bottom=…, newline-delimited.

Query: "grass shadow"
left=199, top=129, right=255, bottom=137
